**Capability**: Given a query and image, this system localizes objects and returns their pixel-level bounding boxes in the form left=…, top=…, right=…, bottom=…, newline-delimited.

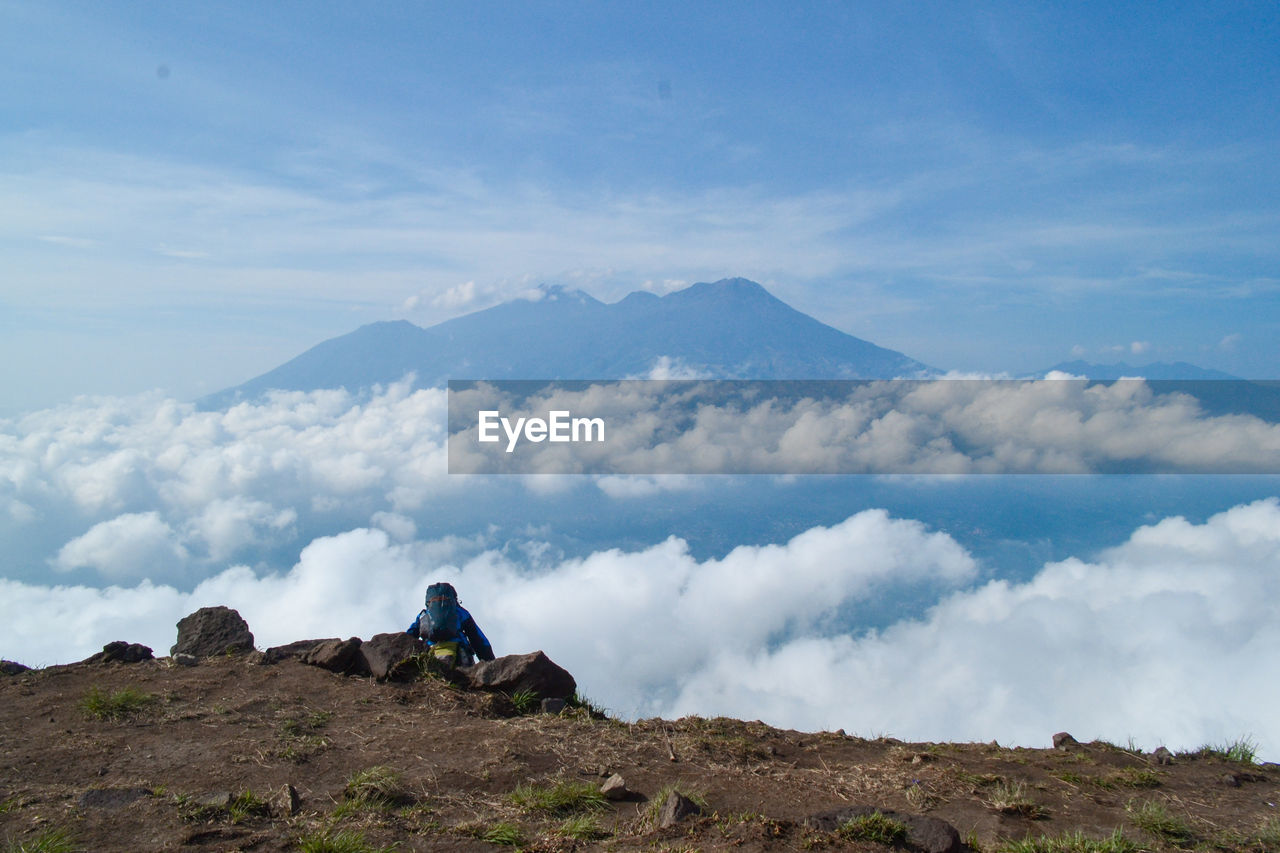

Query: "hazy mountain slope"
left=199, top=279, right=932, bottom=408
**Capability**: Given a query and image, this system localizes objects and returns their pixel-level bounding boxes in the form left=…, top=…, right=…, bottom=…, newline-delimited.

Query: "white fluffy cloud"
left=53, top=511, right=188, bottom=581
left=5, top=500, right=1279, bottom=759
left=450, top=379, right=1280, bottom=475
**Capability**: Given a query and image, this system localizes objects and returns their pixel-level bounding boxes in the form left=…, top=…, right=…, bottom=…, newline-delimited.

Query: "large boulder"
left=263, top=639, right=337, bottom=665
left=170, top=606, right=255, bottom=658
left=301, top=638, right=368, bottom=676
left=359, top=632, right=423, bottom=681
left=463, top=650, right=576, bottom=700
left=83, top=641, right=154, bottom=664
left=804, top=806, right=962, bottom=853
left=1, top=660, right=30, bottom=676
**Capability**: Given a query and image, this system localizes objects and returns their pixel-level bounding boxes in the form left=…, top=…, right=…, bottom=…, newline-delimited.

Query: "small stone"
left=1152, top=746, right=1174, bottom=765
left=658, top=791, right=703, bottom=828
left=1053, top=732, right=1079, bottom=750
left=198, top=791, right=233, bottom=809
left=174, top=653, right=198, bottom=667
left=541, top=697, right=567, bottom=715
left=274, top=784, right=301, bottom=816
left=1222, top=773, right=1241, bottom=788
left=600, top=774, right=628, bottom=801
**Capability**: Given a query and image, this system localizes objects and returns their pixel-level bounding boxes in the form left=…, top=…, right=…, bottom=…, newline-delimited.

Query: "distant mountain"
left=1040, top=360, right=1241, bottom=380
left=199, top=278, right=934, bottom=408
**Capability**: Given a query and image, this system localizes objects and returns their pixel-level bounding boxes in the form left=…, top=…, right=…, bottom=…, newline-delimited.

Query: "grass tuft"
left=481, top=822, right=523, bottom=846
left=78, top=685, right=157, bottom=721
left=508, top=688, right=540, bottom=715
left=985, top=779, right=1049, bottom=819
left=509, top=779, right=606, bottom=816
left=3, top=827, right=80, bottom=853
left=1186, top=735, right=1259, bottom=765
left=836, top=811, right=909, bottom=845
left=294, top=828, right=396, bottom=853
left=343, top=765, right=412, bottom=808
left=1128, top=799, right=1193, bottom=844
left=994, top=828, right=1141, bottom=853
left=556, top=813, right=609, bottom=841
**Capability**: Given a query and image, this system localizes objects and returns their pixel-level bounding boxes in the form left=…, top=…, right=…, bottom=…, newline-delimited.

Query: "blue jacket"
left=406, top=604, right=495, bottom=662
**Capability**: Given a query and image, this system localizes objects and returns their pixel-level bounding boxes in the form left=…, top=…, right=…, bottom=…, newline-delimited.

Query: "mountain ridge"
left=198, top=279, right=933, bottom=409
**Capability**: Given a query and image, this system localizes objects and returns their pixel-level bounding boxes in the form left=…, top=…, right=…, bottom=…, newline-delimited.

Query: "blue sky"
left=3, top=1, right=1279, bottom=414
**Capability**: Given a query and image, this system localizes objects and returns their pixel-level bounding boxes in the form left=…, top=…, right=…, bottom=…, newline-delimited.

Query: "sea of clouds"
left=3, top=383, right=1279, bottom=758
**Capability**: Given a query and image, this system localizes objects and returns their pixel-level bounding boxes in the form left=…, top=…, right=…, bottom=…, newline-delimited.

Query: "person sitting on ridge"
left=406, top=581, right=495, bottom=666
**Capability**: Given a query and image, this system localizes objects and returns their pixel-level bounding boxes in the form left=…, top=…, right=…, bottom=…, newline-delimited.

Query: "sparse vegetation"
left=985, top=779, right=1049, bottom=819
left=556, top=814, right=609, bottom=841
left=227, top=789, right=270, bottom=824
left=3, top=827, right=80, bottom=853
left=508, top=688, right=539, bottom=714
left=993, top=828, right=1141, bottom=853
left=509, top=779, right=606, bottom=816
left=294, top=828, right=397, bottom=853
left=78, top=685, right=157, bottom=721
left=1188, top=735, right=1259, bottom=765
left=480, top=822, right=523, bottom=846
left=1257, top=816, right=1280, bottom=850
left=342, top=765, right=412, bottom=809
left=836, top=811, right=909, bottom=845
left=1129, top=799, right=1193, bottom=844
left=276, top=708, right=332, bottom=763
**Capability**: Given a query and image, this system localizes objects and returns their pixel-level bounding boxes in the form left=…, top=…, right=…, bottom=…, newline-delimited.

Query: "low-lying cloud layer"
left=3, top=500, right=1278, bottom=760
left=450, top=379, right=1280, bottom=474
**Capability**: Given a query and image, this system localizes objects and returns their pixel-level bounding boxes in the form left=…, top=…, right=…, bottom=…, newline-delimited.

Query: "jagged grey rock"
left=301, top=637, right=367, bottom=676
left=359, top=632, right=423, bottom=681
left=170, top=606, right=255, bottom=658
left=263, top=639, right=337, bottom=665
left=274, top=784, right=301, bottom=816
left=1052, top=732, right=1079, bottom=750
left=658, top=791, right=704, bottom=827
left=1, top=660, right=31, bottom=675
left=1153, top=746, right=1174, bottom=765
left=463, top=650, right=576, bottom=700
left=600, top=773, right=629, bottom=800
left=173, top=653, right=198, bottom=667
left=804, top=806, right=962, bottom=853
left=83, top=641, right=154, bottom=664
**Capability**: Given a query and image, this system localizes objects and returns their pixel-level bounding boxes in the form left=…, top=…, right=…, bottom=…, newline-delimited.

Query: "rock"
left=263, top=639, right=337, bottom=665
left=1, top=660, right=30, bottom=676
left=658, top=791, right=704, bottom=827
left=301, top=638, right=367, bottom=676
left=805, top=806, right=963, bottom=853
left=173, top=653, right=198, bottom=667
left=198, top=791, right=234, bottom=809
left=274, top=784, right=301, bottom=817
left=463, top=651, right=576, bottom=700
left=541, top=697, right=567, bottom=715
left=600, top=774, right=629, bottom=801
left=359, top=632, right=423, bottom=681
left=78, top=787, right=150, bottom=811
left=1152, top=746, right=1174, bottom=765
left=1052, top=732, right=1079, bottom=750
left=170, top=606, right=255, bottom=658
left=83, top=641, right=154, bottom=665
left=1222, top=773, right=1242, bottom=788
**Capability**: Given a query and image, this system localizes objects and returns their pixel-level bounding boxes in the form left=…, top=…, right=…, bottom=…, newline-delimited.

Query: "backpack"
left=419, top=582, right=462, bottom=643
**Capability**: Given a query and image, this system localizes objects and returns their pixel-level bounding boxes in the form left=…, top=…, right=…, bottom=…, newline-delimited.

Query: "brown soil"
left=2, top=654, right=1278, bottom=852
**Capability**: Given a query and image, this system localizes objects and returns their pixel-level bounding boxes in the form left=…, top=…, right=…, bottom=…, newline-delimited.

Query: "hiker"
left=406, top=581, right=495, bottom=666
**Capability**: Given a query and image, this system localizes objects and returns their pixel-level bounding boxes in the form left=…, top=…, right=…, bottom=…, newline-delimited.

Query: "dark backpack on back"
left=420, top=582, right=462, bottom=643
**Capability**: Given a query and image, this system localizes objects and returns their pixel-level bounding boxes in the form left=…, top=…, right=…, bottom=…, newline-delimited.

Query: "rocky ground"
left=2, top=635, right=1279, bottom=852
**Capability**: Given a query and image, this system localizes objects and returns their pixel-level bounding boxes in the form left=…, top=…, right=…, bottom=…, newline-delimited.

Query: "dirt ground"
left=2, top=653, right=1278, bottom=852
